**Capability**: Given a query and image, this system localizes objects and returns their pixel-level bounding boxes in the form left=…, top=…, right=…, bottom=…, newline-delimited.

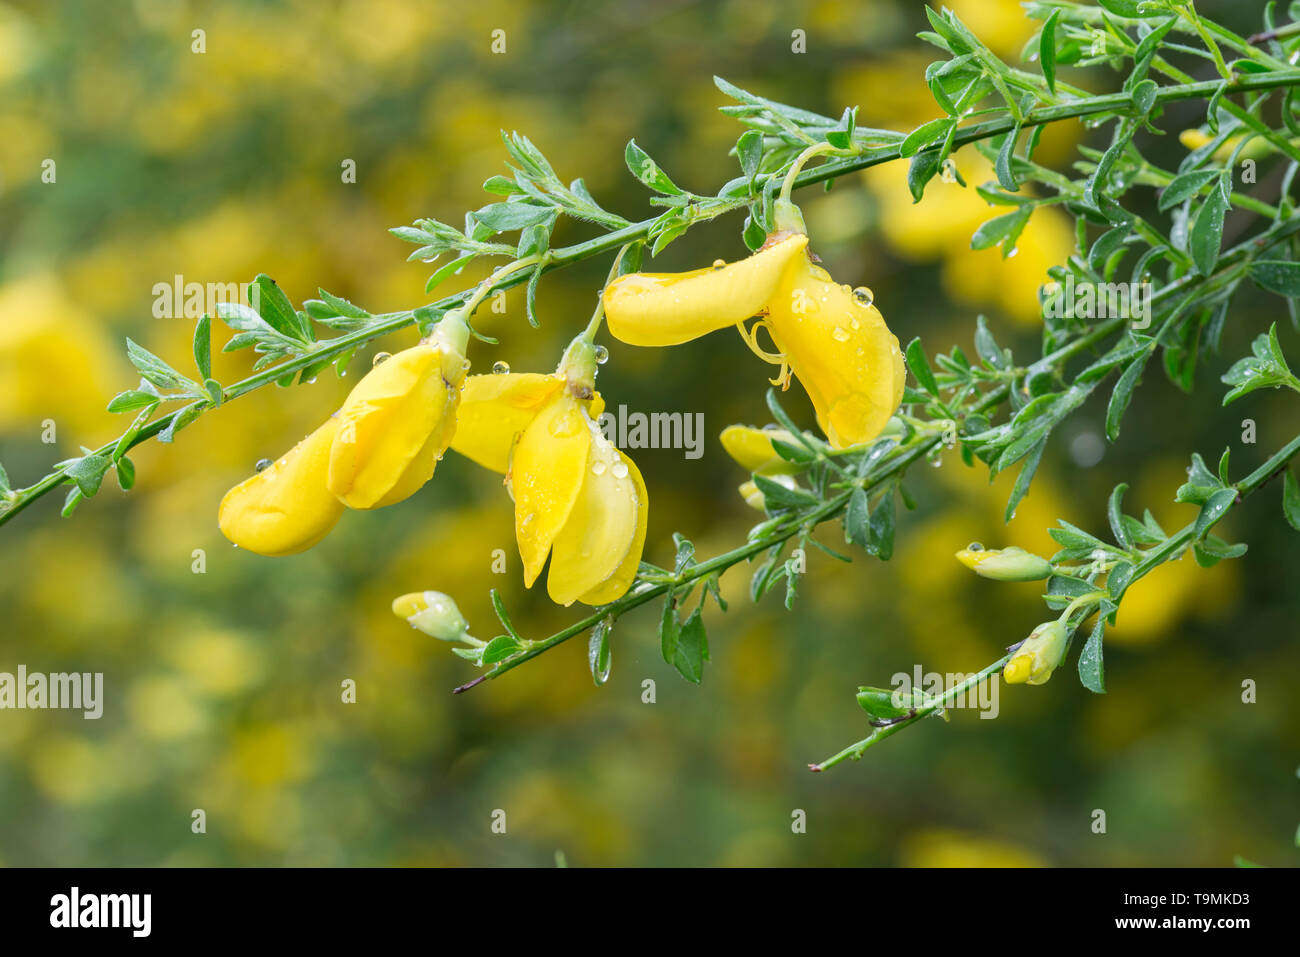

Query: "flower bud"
left=955, top=544, right=1052, bottom=581
left=720, top=424, right=802, bottom=475
left=1003, top=620, right=1070, bottom=686
left=392, top=591, right=474, bottom=643
left=737, top=473, right=798, bottom=511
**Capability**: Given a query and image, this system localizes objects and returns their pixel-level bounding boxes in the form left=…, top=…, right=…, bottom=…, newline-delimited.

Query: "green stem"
left=809, top=655, right=1012, bottom=772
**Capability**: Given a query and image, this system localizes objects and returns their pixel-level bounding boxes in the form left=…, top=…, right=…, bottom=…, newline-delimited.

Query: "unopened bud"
left=955, top=543, right=1052, bottom=581
left=392, top=591, right=475, bottom=643
left=1003, top=620, right=1070, bottom=686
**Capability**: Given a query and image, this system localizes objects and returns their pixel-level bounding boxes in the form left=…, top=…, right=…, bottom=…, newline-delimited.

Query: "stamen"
left=735, top=320, right=793, bottom=389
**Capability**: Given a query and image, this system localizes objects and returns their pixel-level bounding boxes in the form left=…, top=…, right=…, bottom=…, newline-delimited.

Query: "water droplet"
left=712, top=259, right=726, bottom=270
left=594, top=344, right=609, bottom=365
left=831, top=327, right=850, bottom=342
left=372, top=351, right=391, bottom=367
left=853, top=286, right=874, bottom=307
left=967, top=542, right=984, bottom=552
left=255, top=458, right=272, bottom=472
left=611, top=461, right=629, bottom=479
left=591, top=459, right=607, bottom=476
left=492, top=360, right=511, bottom=375
left=850, top=318, right=860, bottom=330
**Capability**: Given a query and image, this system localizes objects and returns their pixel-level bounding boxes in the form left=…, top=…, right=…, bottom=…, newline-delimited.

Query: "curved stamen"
left=735, top=319, right=793, bottom=389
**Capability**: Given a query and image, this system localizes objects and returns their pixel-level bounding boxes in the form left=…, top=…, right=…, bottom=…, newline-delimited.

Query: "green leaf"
left=905, top=337, right=940, bottom=396
left=659, top=598, right=679, bottom=664
left=907, top=150, right=942, bottom=203
left=125, top=338, right=193, bottom=392
left=1283, top=469, right=1300, bottom=531
left=1005, top=437, right=1046, bottom=523
left=1158, top=169, right=1218, bottom=212
left=1189, top=186, right=1229, bottom=276
left=899, top=118, right=953, bottom=158
left=1107, top=483, right=1130, bottom=548
left=1193, top=487, right=1238, bottom=540
left=1249, top=260, right=1300, bottom=297
left=868, top=492, right=896, bottom=561
left=251, top=274, right=311, bottom=343
left=1106, top=349, right=1149, bottom=442
left=481, top=635, right=521, bottom=665
left=844, top=487, right=870, bottom=547
left=736, top=129, right=763, bottom=182
left=64, top=454, right=111, bottom=498
left=753, top=474, right=818, bottom=511
left=971, top=208, right=1030, bottom=253
left=193, top=315, right=212, bottom=379
left=472, top=201, right=556, bottom=233
left=1039, top=9, right=1059, bottom=94
left=625, top=140, right=683, bottom=195
left=106, top=389, right=160, bottom=414
left=672, top=608, right=708, bottom=684
left=114, top=456, right=136, bottom=491
left=1078, top=615, right=1106, bottom=693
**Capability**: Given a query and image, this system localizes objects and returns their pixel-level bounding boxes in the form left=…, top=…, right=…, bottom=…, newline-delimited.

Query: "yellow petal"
left=575, top=450, right=648, bottom=606
left=719, top=424, right=802, bottom=475
left=510, top=392, right=592, bottom=587
left=766, top=258, right=904, bottom=449
left=327, top=342, right=461, bottom=509
left=451, top=373, right=565, bottom=473
left=603, top=234, right=809, bottom=346
left=218, top=418, right=344, bottom=556
left=548, top=437, right=642, bottom=606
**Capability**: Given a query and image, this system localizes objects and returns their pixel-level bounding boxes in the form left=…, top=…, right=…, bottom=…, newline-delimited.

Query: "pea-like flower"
left=327, top=313, right=471, bottom=509
left=449, top=337, right=648, bottom=607
left=218, top=418, right=345, bottom=556
left=602, top=219, right=905, bottom=449
left=1003, top=620, right=1070, bottom=686
left=218, top=312, right=471, bottom=555
left=955, top=543, right=1053, bottom=581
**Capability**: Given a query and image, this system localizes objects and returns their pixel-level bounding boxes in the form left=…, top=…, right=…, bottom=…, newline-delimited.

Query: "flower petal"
left=548, top=435, right=642, bottom=606
left=575, top=450, right=648, bottom=606
left=603, top=234, right=808, bottom=346
left=218, top=418, right=344, bottom=556
left=766, top=258, right=904, bottom=449
left=719, top=424, right=802, bottom=475
left=510, top=392, right=592, bottom=587
left=451, top=373, right=565, bottom=473
left=327, top=342, right=461, bottom=509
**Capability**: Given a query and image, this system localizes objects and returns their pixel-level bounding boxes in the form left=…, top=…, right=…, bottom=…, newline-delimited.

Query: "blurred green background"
left=1, top=0, right=1296, bottom=866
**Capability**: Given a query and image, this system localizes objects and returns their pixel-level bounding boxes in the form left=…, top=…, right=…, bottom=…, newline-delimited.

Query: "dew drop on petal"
left=967, top=542, right=984, bottom=552
left=372, top=351, right=392, bottom=367
left=852, top=286, right=874, bottom=307
left=594, top=344, right=609, bottom=365
left=831, top=327, right=850, bottom=342
left=492, top=360, right=511, bottom=375
left=255, top=458, right=272, bottom=472
left=611, top=461, right=629, bottom=479
left=712, top=259, right=726, bottom=270
left=591, top=459, right=607, bottom=476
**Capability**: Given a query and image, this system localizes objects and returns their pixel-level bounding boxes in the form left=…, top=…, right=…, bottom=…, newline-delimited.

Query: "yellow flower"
left=218, top=418, right=345, bottom=556
left=737, top=474, right=798, bottom=512
left=719, top=424, right=802, bottom=475
left=954, top=544, right=1053, bottom=581
left=1003, top=620, right=1069, bottom=686
left=449, top=341, right=647, bottom=607
left=327, top=315, right=470, bottom=509
left=602, top=228, right=904, bottom=449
